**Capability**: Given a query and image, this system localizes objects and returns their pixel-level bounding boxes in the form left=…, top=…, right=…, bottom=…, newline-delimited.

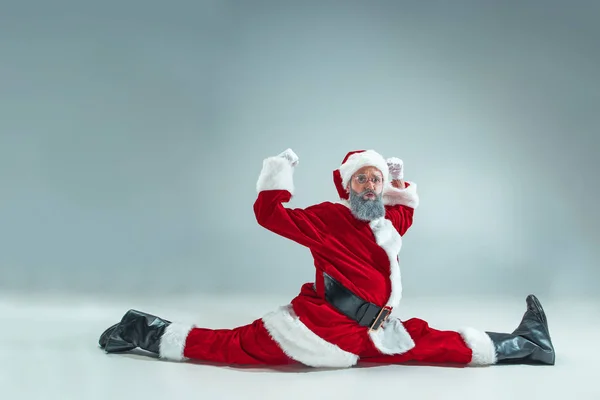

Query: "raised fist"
left=278, top=148, right=299, bottom=167
left=386, top=157, right=404, bottom=180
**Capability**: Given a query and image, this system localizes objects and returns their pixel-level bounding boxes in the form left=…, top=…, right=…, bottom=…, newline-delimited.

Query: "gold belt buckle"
left=369, top=306, right=392, bottom=332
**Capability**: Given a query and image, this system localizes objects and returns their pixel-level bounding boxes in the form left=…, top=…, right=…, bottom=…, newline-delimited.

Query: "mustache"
left=359, top=189, right=377, bottom=196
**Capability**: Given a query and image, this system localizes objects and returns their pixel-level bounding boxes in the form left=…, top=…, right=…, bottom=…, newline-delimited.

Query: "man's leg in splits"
left=98, top=310, right=296, bottom=366
left=359, top=317, right=480, bottom=366
left=359, top=295, right=555, bottom=367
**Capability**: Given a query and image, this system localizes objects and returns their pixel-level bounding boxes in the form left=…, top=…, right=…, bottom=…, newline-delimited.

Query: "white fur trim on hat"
left=339, top=150, right=389, bottom=189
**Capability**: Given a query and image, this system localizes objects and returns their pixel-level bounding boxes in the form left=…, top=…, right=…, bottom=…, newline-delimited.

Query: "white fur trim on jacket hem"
left=159, top=322, right=194, bottom=361
left=369, top=317, right=415, bottom=355
left=262, top=304, right=359, bottom=368
left=457, top=327, right=498, bottom=366
left=256, top=156, right=295, bottom=195
left=382, top=181, right=419, bottom=208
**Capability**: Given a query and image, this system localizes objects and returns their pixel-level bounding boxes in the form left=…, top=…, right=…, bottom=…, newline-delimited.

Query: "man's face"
left=347, top=166, right=385, bottom=221
left=349, top=166, right=384, bottom=198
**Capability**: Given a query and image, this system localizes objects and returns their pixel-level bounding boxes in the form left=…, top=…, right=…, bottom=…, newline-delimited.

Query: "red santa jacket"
left=253, top=155, right=420, bottom=368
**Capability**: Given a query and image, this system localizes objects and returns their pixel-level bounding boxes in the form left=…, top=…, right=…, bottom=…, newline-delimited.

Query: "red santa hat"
left=333, top=149, right=389, bottom=200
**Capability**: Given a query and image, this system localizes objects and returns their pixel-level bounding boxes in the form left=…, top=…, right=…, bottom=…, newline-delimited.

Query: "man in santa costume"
left=98, top=148, right=555, bottom=367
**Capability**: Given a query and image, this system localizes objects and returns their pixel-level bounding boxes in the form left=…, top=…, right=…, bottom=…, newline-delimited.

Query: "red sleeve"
left=385, top=205, right=415, bottom=236
left=253, top=155, right=326, bottom=248
left=382, top=181, right=419, bottom=236
left=253, top=190, right=326, bottom=248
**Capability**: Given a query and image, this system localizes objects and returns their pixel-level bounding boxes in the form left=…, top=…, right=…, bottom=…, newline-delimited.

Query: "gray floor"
left=1, top=292, right=597, bottom=400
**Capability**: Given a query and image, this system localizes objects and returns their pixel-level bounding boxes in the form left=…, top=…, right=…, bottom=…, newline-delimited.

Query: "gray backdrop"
left=1, top=0, right=598, bottom=299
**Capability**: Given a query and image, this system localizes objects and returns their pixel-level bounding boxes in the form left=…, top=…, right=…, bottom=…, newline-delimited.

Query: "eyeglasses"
left=352, top=174, right=383, bottom=185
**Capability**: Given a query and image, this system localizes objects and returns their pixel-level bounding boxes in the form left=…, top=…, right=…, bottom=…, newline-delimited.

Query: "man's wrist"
left=391, top=178, right=405, bottom=189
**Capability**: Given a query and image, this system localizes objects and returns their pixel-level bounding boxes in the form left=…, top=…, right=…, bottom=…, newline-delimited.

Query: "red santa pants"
left=181, top=318, right=296, bottom=365
left=174, top=317, right=473, bottom=366
left=358, top=317, right=473, bottom=365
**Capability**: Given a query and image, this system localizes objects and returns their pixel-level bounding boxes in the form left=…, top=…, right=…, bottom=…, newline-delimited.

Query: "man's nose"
left=365, top=180, right=376, bottom=189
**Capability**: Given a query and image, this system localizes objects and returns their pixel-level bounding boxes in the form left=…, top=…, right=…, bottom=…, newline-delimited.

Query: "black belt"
left=322, top=272, right=392, bottom=331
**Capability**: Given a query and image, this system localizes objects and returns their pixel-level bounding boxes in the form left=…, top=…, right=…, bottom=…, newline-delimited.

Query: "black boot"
left=98, top=323, right=119, bottom=349
left=98, top=309, right=171, bottom=355
left=486, top=294, right=555, bottom=365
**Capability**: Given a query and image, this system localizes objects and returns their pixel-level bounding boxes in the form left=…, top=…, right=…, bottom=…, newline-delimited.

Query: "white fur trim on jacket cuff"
left=256, top=156, right=295, bottom=195
left=158, top=322, right=194, bottom=361
left=382, top=181, right=419, bottom=208
left=457, top=327, right=498, bottom=366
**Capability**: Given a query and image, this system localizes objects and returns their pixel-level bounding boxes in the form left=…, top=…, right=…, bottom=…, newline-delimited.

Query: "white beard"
left=348, top=188, right=385, bottom=221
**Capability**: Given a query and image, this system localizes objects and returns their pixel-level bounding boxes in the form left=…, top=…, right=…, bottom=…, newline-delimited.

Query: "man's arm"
left=383, top=157, right=419, bottom=236
left=253, top=149, right=326, bottom=248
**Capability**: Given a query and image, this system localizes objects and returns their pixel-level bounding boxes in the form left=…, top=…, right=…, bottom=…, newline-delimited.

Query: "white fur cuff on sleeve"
left=256, top=156, right=295, bottom=195
left=382, top=181, right=419, bottom=208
